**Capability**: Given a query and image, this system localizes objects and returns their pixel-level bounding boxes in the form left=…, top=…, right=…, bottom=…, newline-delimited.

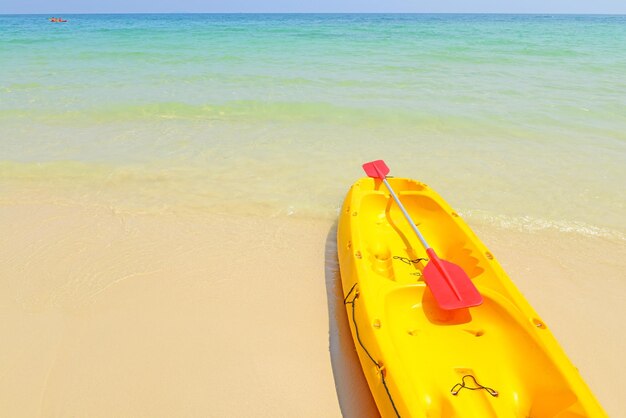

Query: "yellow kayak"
left=337, top=176, right=606, bottom=417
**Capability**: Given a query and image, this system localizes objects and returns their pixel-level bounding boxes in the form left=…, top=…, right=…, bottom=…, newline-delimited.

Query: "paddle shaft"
left=380, top=177, right=430, bottom=251
left=381, top=177, right=464, bottom=300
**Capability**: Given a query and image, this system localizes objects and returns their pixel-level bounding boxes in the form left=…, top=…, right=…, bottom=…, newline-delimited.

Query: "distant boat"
left=48, top=17, right=67, bottom=23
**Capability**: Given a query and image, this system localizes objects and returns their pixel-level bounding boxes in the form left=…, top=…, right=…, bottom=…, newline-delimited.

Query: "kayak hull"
left=337, top=177, right=606, bottom=417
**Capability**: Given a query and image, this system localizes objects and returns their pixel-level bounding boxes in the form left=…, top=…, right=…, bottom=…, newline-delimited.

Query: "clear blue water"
left=1, top=14, right=625, bottom=236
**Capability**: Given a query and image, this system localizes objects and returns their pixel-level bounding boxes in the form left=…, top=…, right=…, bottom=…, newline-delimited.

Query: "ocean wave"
left=0, top=101, right=363, bottom=124
left=0, top=82, right=44, bottom=92
left=0, top=100, right=525, bottom=138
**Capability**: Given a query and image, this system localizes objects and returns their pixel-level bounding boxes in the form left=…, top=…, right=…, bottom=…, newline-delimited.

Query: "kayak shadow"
left=325, top=221, right=380, bottom=418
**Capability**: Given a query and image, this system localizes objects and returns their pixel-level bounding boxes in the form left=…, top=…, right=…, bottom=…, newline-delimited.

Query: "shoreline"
left=1, top=193, right=624, bottom=416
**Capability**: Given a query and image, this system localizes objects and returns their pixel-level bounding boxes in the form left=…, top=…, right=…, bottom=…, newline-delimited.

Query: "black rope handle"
left=451, top=375, right=499, bottom=397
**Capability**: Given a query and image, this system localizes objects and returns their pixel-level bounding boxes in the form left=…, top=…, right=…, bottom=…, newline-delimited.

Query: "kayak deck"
left=337, top=178, right=606, bottom=417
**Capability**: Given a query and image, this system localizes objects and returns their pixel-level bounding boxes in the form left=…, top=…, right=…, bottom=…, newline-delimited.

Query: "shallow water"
left=1, top=14, right=625, bottom=238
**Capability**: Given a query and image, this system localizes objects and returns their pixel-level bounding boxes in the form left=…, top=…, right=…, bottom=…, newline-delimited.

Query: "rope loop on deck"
left=451, top=375, right=499, bottom=397
left=393, top=256, right=428, bottom=265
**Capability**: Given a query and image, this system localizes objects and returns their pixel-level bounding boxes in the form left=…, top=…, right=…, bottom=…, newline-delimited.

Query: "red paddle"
left=363, top=160, right=482, bottom=310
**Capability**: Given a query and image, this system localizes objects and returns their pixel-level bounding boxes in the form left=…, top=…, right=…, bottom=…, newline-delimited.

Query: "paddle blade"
left=423, top=249, right=483, bottom=310
left=362, top=160, right=390, bottom=179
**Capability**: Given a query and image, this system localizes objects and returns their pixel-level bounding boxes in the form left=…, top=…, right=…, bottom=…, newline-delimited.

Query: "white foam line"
left=461, top=210, right=626, bottom=241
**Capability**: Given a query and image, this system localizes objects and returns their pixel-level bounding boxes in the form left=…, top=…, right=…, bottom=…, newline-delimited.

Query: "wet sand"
left=1, top=193, right=624, bottom=416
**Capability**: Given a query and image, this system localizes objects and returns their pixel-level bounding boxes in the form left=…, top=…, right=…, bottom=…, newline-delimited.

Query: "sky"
left=2, top=0, right=626, bottom=14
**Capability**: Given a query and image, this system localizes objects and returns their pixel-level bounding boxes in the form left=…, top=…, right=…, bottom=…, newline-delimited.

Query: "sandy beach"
left=0, top=194, right=341, bottom=417
left=1, top=190, right=624, bottom=417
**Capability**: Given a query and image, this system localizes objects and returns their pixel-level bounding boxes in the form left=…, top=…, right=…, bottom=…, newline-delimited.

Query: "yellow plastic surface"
left=337, top=177, right=607, bottom=417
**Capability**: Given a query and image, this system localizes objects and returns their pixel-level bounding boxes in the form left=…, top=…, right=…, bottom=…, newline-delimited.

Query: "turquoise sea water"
left=1, top=14, right=625, bottom=237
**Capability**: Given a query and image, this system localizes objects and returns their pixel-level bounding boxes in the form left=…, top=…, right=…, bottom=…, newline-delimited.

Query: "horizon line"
left=2, top=11, right=626, bottom=16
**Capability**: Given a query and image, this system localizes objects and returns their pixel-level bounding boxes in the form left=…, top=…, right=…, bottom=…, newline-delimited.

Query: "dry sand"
left=1, top=193, right=624, bottom=417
